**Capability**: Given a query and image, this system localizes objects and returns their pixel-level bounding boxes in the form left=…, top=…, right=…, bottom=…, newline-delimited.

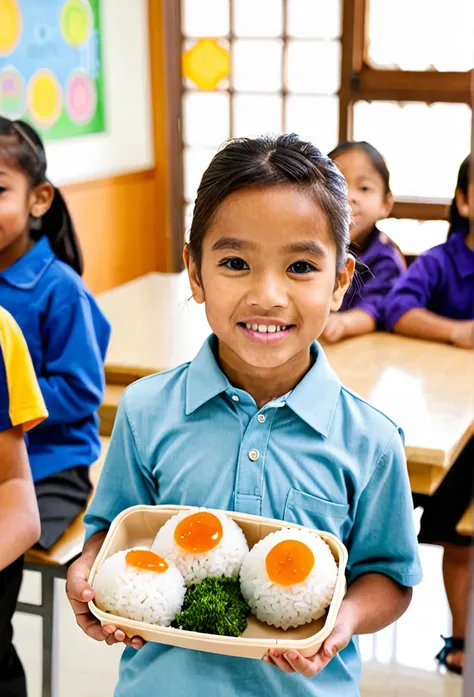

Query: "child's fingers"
left=284, top=650, right=329, bottom=677
left=66, top=562, right=94, bottom=602
left=266, top=650, right=295, bottom=673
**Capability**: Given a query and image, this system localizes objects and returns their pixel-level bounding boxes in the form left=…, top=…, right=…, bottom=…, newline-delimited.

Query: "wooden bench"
left=456, top=504, right=473, bottom=537
left=99, top=384, right=124, bottom=436
left=16, top=437, right=109, bottom=697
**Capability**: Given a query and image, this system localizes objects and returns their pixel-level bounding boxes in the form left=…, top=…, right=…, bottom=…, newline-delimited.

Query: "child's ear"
left=331, top=255, right=355, bottom=312
left=183, top=245, right=205, bottom=304
left=30, top=182, right=54, bottom=219
left=381, top=191, right=394, bottom=220
left=455, top=187, right=470, bottom=219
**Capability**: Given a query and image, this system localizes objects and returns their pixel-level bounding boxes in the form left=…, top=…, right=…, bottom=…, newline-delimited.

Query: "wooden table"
left=98, top=273, right=474, bottom=495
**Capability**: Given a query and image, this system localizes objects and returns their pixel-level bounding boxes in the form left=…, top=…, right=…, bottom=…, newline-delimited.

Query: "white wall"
left=46, top=0, right=154, bottom=186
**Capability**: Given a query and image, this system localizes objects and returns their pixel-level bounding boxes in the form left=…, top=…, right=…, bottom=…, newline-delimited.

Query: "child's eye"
left=360, top=186, right=370, bottom=192
left=220, top=257, right=250, bottom=271
left=288, top=261, right=317, bottom=274
left=0, top=186, right=6, bottom=195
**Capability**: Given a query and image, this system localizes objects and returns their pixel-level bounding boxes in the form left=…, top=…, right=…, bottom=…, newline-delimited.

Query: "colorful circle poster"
left=0, top=0, right=105, bottom=140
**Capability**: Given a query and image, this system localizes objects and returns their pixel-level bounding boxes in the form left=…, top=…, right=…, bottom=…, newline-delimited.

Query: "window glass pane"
left=234, top=0, right=283, bottom=37
left=233, top=40, right=283, bottom=92
left=184, top=147, right=217, bottom=202
left=285, top=95, right=338, bottom=154
left=288, top=0, right=342, bottom=39
left=368, top=0, right=474, bottom=71
left=233, top=94, right=282, bottom=137
left=378, top=219, right=449, bottom=257
left=183, top=92, right=230, bottom=147
left=182, top=0, right=230, bottom=37
left=286, top=40, right=341, bottom=94
left=353, top=102, right=472, bottom=198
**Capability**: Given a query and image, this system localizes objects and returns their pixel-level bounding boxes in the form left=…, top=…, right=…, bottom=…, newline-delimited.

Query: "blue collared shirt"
left=0, top=236, right=111, bottom=481
left=85, top=337, right=422, bottom=697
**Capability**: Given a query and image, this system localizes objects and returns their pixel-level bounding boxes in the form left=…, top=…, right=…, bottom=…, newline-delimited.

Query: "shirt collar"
left=0, top=236, right=55, bottom=289
left=186, top=337, right=341, bottom=437
left=446, top=230, right=474, bottom=279
left=185, top=336, right=231, bottom=415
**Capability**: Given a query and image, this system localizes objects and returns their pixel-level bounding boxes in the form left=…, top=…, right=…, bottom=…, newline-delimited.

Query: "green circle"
left=61, top=0, right=91, bottom=47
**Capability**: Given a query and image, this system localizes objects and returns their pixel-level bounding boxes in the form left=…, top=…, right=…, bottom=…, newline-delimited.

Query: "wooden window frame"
left=339, top=0, right=472, bottom=222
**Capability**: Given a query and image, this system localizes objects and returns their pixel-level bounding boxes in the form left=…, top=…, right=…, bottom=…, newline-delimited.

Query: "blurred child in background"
left=385, top=155, right=473, bottom=673
left=0, top=306, right=47, bottom=694
left=323, top=141, right=405, bottom=343
left=0, top=117, right=110, bottom=696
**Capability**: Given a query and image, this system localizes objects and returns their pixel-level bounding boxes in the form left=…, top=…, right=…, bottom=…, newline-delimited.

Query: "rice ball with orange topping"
left=239, top=528, right=338, bottom=630
left=92, top=548, right=186, bottom=625
left=151, top=508, right=249, bottom=586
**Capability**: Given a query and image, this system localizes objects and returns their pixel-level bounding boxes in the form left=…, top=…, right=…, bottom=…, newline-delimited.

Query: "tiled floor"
left=14, top=544, right=464, bottom=697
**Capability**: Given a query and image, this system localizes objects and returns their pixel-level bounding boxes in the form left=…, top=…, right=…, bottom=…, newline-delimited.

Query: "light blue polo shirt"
left=85, top=336, right=422, bottom=697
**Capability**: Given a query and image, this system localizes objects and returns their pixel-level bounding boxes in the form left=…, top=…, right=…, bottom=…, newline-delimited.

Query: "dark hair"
left=328, top=140, right=391, bottom=195
left=187, top=133, right=351, bottom=273
left=448, top=155, right=470, bottom=237
left=0, top=117, right=83, bottom=275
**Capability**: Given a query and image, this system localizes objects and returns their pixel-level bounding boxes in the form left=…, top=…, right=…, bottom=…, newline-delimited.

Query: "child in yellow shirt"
left=0, top=306, right=48, bottom=695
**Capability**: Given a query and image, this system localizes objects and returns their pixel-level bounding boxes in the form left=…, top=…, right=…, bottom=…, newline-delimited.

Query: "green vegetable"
left=172, top=576, right=250, bottom=637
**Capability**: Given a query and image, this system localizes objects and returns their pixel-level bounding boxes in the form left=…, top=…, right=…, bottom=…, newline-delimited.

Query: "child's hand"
left=66, top=553, right=145, bottom=650
left=321, top=314, right=347, bottom=344
left=262, top=618, right=352, bottom=678
left=450, top=320, right=474, bottom=349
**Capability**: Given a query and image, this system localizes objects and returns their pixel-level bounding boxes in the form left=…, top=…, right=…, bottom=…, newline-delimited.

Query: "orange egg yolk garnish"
left=265, top=540, right=315, bottom=586
left=174, top=511, right=223, bottom=553
left=126, top=550, right=169, bottom=573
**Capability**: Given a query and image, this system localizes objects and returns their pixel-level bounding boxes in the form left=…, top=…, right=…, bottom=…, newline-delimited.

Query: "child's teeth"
left=267, top=325, right=276, bottom=333
left=246, top=323, right=252, bottom=329
left=258, top=324, right=268, bottom=333
left=252, top=324, right=258, bottom=331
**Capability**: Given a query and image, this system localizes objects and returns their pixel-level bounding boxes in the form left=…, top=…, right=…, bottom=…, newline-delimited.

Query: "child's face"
left=0, top=159, right=53, bottom=258
left=332, top=149, right=393, bottom=246
left=186, top=185, right=353, bottom=373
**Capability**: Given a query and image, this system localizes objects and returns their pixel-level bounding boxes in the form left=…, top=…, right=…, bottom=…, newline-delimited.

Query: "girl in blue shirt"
left=67, top=135, right=421, bottom=697
left=0, top=117, right=110, bottom=696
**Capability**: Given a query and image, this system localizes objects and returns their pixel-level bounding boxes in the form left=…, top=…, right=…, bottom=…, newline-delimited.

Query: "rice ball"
left=92, top=548, right=185, bottom=626
left=239, top=528, right=338, bottom=630
left=151, top=508, right=249, bottom=586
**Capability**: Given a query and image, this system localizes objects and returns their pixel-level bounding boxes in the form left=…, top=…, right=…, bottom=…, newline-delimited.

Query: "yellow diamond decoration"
left=182, top=39, right=230, bottom=91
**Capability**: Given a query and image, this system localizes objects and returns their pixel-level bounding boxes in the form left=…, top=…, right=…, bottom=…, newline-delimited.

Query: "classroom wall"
left=45, top=0, right=167, bottom=293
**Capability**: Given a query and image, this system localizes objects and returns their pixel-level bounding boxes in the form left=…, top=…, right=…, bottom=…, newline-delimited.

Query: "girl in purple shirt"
left=385, top=155, right=473, bottom=674
left=322, top=142, right=405, bottom=343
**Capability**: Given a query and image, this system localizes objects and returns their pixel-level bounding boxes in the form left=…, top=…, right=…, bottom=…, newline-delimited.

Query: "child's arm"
left=322, top=309, right=375, bottom=343
left=394, top=309, right=474, bottom=349
left=35, top=292, right=108, bottom=426
left=266, top=573, right=411, bottom=676
left=0, top=426, right=41, bottom=570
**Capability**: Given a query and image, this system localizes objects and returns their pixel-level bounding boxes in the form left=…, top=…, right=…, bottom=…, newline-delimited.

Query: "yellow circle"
left=28, top=71, right=62, bottom=128
left=0, top=0, right=22, bottom=55
left=60, top=0, right=92, bottom=47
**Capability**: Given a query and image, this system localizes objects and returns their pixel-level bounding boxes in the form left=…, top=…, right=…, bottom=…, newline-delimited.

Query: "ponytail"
left=0, top=117, right=84, bottom=275
left=34, top=187, right=84, bottom=276
left=448, top=155, right=470, bottom=238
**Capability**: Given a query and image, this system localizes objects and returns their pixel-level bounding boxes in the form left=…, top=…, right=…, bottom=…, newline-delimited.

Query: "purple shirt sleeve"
left=383, top=253, right=442, bottom=330
left=349, top=254, right=404, bottom=323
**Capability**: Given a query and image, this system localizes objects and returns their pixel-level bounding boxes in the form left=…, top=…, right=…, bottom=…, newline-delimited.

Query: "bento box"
left=88, top=505, right=348, bottom=660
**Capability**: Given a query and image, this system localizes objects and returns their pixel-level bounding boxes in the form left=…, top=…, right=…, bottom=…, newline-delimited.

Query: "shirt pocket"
left=283, top=488, right=350, bottom=537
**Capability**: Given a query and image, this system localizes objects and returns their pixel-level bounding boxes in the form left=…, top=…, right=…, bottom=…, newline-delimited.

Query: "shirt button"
left=231, top=395, right=240, bottom=402
left=257, top=414, right=266, bottom=423
left=248, top=449, right=260, bottom=462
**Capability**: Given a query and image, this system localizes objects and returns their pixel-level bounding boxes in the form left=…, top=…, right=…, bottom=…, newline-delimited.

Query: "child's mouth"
left=237, top=323, right=294, bottom=343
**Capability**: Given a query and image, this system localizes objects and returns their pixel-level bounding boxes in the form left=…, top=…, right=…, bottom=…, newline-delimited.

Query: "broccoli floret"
left=171, top=576, right=250, bottom=637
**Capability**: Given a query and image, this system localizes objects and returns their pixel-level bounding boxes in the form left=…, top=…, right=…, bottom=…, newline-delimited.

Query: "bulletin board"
left=0, top=0, right=105, bottom=140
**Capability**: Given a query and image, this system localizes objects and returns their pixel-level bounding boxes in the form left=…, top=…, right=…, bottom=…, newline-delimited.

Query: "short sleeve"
left=0, top=308, right=48, bottom=432
left=383, top=253, right=442, bottom=330
left=354, top=254, right=405, bottom=323
left=83, top=391, right=157, bottom=540
left=346, top=428, right=422, bottom=587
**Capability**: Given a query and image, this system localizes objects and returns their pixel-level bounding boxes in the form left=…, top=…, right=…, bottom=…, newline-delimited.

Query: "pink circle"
left=66, top=71, right=97, bottom=124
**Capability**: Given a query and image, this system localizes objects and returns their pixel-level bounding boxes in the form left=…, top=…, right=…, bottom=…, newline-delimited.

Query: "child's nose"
left=247, top=273, right=288, bottom=309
